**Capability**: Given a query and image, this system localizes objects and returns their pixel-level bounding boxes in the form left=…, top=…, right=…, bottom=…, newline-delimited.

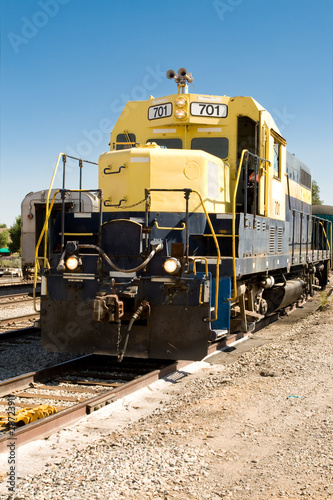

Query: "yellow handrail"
left=154, top=221, right=185, bottom=231
left=317, top=221, right=331, bottom=252
left=229, top=149, right=247, bottom=301
left=191, top=257, right=209, bottom=277
left=44, top=153, right=65, bottom=263
left=192, top=190, right=220, bottom=323
left=228, top=150, right=270, bottom=301
left=33, top=190, right=60, bottom=312
left=317, top=220, right=332, bottom=268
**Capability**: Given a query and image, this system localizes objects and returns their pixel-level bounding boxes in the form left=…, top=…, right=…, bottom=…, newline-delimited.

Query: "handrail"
left=111, top=142, right=137, bottom=150
left=34, top=154, right=102, bottom=312
left=191, top=257, right=209, bottom=277
left=145, top=188, right=220, bottom=322
left=230, top=149, right=247, bottom=301
left=317, top=221, right=330, bottom=251
left=33, top=190, right=60, bottom=312
left=192, top=190, right=220, bottom=323
left=44, top=153, right=65, bottom=263
left=154, top=221, right=186, bottom=231
left=317, top=220, right=332, bottom=267
left=230, top=149, right=270, bottom=301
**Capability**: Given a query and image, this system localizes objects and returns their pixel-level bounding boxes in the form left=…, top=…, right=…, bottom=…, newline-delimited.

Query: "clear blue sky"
left=0, top=0, right=332, bottom=227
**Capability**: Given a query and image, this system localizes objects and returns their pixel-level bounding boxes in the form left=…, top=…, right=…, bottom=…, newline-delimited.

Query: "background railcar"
left=31, top=69, right=331, bottom=361
left=21, top=189, right=100, bottom=279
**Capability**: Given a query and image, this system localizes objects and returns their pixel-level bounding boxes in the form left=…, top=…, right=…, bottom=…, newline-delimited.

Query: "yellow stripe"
left=59, top=233, right=94, bottom=236
left=203, top=234, right=238, bottom=238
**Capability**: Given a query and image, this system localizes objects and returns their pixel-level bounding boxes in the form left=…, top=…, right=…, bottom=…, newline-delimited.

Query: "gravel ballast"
left=0, top=285, right=332, bottom=499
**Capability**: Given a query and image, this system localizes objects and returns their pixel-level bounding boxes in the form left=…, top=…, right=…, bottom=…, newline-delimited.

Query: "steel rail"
left=0, top=326, right=40, bottom=341
left=0, top=313, right=39, bottom=328
left=0, top=295, right=40, bottom=306
left=0, top=356, right=189, bottom=453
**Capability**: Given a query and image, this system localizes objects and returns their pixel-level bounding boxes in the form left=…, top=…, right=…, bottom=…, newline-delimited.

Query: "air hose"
left=117, top=300, right=150, bottom=362
left=78, top=242, right=163, bottom=274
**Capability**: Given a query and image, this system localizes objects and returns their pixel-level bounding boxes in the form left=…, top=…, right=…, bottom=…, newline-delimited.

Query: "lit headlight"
left=66, top=255, right=80, bottom=271
left=163, top=258, right=181, bottom=275
left=175, top=96, right=186, bottom=107
left=175, top=109, right=187, bottom=119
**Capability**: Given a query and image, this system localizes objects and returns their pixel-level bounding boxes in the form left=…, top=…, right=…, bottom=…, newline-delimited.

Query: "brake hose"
left=78, top=243, right=163, bottom=274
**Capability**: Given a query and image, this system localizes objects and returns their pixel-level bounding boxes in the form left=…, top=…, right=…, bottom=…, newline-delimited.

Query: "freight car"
left=312, top=205, right=333, bottom=263
left=21, top=189, right=100, bottom=279
left=34, top=68, right=331, bottom=361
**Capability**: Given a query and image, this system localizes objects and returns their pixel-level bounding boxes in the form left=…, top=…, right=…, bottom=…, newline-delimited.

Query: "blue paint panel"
left=210, top=275, right=231, bottom=332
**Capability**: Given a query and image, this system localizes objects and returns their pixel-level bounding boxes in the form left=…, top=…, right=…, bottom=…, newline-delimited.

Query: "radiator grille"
left=277, top=227, right=283, bottom=252
left=269, top=227, right=275, bottom=253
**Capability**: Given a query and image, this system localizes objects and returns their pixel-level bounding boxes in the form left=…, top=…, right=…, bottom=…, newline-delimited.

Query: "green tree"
left=8, top=216, right=21, bottom=254
left=312, top=180, right=323, bottom=205
left=0, top=229, right=9, bottom=248
left=0, top=223, right=7, bottom=228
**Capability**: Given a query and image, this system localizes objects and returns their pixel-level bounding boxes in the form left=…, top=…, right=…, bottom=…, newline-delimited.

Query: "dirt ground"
left=0, top=281, right=332, bottom=499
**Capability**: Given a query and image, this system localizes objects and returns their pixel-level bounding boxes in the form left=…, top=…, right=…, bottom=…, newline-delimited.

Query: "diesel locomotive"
left=32, top=68, right=331, bottom=361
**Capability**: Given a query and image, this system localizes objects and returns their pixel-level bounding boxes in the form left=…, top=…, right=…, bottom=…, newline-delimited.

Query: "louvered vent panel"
left=277, top=227, right=283, bottom=253
left=269, top=226, right=275, bottom=253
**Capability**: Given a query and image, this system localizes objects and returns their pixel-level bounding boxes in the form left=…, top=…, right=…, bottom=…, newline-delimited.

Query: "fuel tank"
left=263, top=279, right=305, bottom=314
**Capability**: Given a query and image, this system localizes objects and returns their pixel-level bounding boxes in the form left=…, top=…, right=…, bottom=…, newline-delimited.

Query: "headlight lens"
left=175, top=96, right=186, bottom=107
left=163, top=258, right=181, bottom=275
left=66, top=255, right=80, bottom=271
left=175, top=109, right=186, bottom=119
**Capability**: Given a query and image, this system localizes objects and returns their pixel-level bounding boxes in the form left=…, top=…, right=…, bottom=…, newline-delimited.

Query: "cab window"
left=191, top=137, right=229, bottom=160
left=146, top=138, right=182, bottom=149
left=115, top=133, right=136, bottom=150
left=273, top=141, right=280, bottom=178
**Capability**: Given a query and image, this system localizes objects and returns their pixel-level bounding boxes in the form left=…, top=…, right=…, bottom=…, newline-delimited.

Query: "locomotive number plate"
left=148, top=103, right=172, bottom=120
left=190, top=102, right=227, bottom=118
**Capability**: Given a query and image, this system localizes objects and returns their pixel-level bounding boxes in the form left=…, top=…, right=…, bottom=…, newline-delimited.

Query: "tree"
left=8, top=216, right=21, bottom=254
left=0, top=229, right=9, bottom=248
left=0, top=223, right=7, bottom=228
left=312, top=180, right=323, bottom=205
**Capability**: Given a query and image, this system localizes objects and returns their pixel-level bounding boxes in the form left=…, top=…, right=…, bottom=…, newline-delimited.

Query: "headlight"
left=175, top=109, right=187, bottom=119
left=66, top=255, right=80, bottom=271
left=175, top=96, right=186, bottom=107
left=163, top=258, right=181, bottom=275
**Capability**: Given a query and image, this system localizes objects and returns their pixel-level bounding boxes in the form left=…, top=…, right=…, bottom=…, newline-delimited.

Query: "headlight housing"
left=65, top=255, right=80, bottom=271
left=175, top=96, right=186, bottom=107
left=163, top=258, right=181, bottom=275
left=175, top=108, right=187, bottom=120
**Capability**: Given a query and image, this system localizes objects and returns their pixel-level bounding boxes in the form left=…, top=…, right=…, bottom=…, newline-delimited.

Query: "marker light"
left=163, top=258, right=181, bottom=275
left=66, top=255, right=80, bottom=271
left=175, top=96, right=186, bottom=107
left=175, top=109, right=187, bottom=119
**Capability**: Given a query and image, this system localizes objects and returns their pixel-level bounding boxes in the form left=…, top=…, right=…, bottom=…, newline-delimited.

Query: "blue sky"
left=0, top=0, right=332, bottom=227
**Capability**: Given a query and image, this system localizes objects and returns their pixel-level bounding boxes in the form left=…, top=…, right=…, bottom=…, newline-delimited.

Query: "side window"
left=115, top=133, right=136, bottom=150
left=273, top=141, right=281, bottom=178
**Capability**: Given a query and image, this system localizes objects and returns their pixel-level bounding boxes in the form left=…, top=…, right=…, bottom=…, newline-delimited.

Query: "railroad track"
left=0, top=355, right=188, bottom=452
left=0, top=326, right=40, bottom=343
left=0, top=281, right=40, bottom=296
left=0, top=280, right=33, bottom=287
left=0, top=281, right=330, bottom=453
left=0, top=313, right=40, bottom=329
left=0, top=290, right=40, bottom=331
left=0, top=293, right=40, bottom=306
